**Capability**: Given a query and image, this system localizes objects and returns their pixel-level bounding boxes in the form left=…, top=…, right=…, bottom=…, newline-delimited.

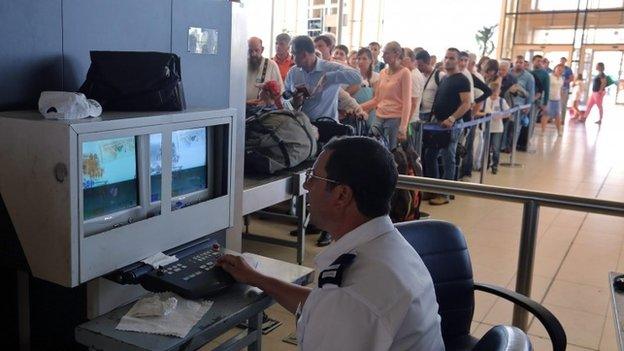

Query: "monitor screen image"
left=149, top=128, right=207, bottom=202
left=82, top=137, right=138, bottom=220
left=172, top=128, right=207, bottom=197
left=150, top=133, right=163, bottom=202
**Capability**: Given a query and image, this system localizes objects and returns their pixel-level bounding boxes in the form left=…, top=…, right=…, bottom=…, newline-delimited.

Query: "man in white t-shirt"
left=415, top=49, right=443, bottom=119
left=246, top=37, right=284, bottom=102
left=458, top=51, right=475, bottom=105
left=402, top=48, right=425, bottom=149
left=402, top=48, right=425, bottom=123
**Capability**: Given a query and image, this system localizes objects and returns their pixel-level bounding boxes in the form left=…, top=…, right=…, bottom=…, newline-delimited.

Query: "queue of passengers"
left=245, top=33, right=613, bottom=210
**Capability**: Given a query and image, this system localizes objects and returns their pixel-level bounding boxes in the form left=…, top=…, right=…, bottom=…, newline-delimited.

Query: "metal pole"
left=480, top=119, right=491, bottom=184
left=17, top=270, right=30, bottom=351
left=337, top=0, right=344, bottom=44
left=416, top=122, right=424, bottom=158
left=269, top=0, right=276, bottom=58
left=295, top=193, right=306, bottom=265
left=501, top=109, right=523, bottom=168
left=512, top=200, right=540, bottom=331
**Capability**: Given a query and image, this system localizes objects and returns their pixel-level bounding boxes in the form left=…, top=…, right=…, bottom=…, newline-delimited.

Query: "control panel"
left=139, top=242, right=235, bottom=299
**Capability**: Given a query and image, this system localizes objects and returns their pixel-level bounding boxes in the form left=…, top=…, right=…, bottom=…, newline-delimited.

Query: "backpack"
left=390, top=144, right=421, bottom=223
left=245, top=110, right=317, bottom=174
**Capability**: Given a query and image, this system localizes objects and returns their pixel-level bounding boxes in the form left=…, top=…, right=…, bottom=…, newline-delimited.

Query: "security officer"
left=218, top=137, right=444, bottom=350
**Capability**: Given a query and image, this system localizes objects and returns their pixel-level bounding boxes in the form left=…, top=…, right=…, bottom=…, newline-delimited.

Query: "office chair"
left=395, top=220, right=567, bottom=351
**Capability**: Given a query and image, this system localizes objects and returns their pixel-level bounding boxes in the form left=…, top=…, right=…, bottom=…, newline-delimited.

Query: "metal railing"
left=396, top=175, right=624, bottom=331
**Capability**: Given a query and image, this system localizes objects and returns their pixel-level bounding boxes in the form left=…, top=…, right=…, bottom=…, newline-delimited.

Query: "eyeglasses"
left=305, top=169, right=340, bottom=185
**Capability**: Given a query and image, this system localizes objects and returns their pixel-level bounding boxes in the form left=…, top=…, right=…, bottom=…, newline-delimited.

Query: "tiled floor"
left=204, top=102, right=624, bottom=350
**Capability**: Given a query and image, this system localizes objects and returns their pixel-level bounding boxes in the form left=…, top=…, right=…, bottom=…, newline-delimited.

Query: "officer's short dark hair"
left=291, top=36, right=315, bottom=55
left=415, top=49, right=431, bottom=64
left=323, top=137, right=398, bottom=218
left=459, top=51, right=469, bottom=59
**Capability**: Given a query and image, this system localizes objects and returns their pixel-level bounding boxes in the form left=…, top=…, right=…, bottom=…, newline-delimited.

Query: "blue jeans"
left=409, top=121, right=423, bottom=156
left=490, top=132, right=502, bottom=169
left=372, top=117, right=401, bottom=150
left=461, top=126, right=476, bottom=177
left=424, top=122, right=463, bottom=182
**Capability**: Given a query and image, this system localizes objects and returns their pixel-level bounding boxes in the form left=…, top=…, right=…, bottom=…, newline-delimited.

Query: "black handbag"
left=312, top=117, right=354, bottom=144
left=341, top=114, right=369, bottom=136
left=79, top=51, right=186, bottom=111
left=422, top=127, right=452, bottom=149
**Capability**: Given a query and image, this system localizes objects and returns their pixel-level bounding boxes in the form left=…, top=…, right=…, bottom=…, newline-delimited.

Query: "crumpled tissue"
left=116, top=292, right=213, bottom=338
left=141, top=252, right=178, bottom=269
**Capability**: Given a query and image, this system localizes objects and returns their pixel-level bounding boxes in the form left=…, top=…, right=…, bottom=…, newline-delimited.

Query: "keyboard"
left=140, top=243, right=235, bottom=299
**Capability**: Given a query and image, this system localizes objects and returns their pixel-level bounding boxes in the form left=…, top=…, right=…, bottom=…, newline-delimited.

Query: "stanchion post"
left=528, top=103, right=536, bottom=140
left=480, top=119, right=491, bottom=184
left=501, top=108, right=523, bottom=168
left=512, top=200, right=540, bottom=331
left=509, top=109, right=520, bottom=165
left=417, top=122, right=423, bottom=158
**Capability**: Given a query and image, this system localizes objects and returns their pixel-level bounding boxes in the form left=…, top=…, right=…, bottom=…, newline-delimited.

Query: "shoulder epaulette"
left=318, top=253, right=356, bottom=288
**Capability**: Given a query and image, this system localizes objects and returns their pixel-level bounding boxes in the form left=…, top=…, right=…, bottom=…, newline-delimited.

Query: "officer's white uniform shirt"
left=296, top=216, right=444, bottom=351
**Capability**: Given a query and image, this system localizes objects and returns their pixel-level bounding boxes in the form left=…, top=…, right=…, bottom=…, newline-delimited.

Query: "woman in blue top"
left=353, top=48, right=380, bottom=126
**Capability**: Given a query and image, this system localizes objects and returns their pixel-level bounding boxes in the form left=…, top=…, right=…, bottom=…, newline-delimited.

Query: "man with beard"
left=246, top=37, right=283, bottom=102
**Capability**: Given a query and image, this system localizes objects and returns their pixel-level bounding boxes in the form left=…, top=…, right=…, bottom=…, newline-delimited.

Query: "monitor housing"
left=0, top=109, right=236, bottom=287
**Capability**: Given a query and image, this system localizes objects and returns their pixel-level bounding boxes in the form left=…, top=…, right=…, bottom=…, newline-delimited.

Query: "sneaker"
left=429, top=196, right=450, bottom=206
left=316, top=231, right=332, bottom=247
left=289, top=223, right=321, bottom=236
left=492, top=167, right=498, bottom=175
left=421, top=192, right=437, bottom=201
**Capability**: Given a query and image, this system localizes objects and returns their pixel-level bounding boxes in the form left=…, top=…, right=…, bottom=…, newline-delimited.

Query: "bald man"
left=247, top=37, right=284, bottom=102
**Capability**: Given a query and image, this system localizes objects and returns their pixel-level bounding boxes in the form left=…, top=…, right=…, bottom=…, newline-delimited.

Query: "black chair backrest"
left=395, top=220, right=475, bottom=342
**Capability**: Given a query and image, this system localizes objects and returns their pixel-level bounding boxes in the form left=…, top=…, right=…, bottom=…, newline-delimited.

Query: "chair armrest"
left=474, top=282, right=567, bottom=351
left=473, top=325, right=532, bottom=351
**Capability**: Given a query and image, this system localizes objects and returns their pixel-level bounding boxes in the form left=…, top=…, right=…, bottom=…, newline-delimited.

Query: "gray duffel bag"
left=245, top=109, right=317, bottom=174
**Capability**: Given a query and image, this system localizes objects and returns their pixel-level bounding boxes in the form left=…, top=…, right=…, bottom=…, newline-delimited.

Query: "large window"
left=532, top=29, right=576, bottom=44
left=532, top=0, right=623, bottom=11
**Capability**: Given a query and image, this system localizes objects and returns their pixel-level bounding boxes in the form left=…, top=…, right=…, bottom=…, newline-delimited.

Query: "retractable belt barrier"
left=413, top=104, right=532, bottom=184
left=421, top=104, right=527, bottom=132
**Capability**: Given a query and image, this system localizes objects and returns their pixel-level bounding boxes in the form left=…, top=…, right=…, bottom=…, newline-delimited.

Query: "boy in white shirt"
left=477, top=81, right=509, bottom=174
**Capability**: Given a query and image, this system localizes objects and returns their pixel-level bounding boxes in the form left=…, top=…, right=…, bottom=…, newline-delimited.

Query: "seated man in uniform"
left=218, top=137, right=444, bottom=350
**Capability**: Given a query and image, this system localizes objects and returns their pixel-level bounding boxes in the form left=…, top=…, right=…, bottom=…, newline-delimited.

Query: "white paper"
left=141, top=252, right=178, bottom=269
left=116, top=292, right=213, bottom=338
left=128, top=294, right=178, bottom=318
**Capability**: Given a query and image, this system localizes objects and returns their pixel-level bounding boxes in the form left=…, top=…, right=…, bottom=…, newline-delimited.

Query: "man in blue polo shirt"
left=559, top=57, right=574, bottom=123
left=284, top=36, right=362, bottom=121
